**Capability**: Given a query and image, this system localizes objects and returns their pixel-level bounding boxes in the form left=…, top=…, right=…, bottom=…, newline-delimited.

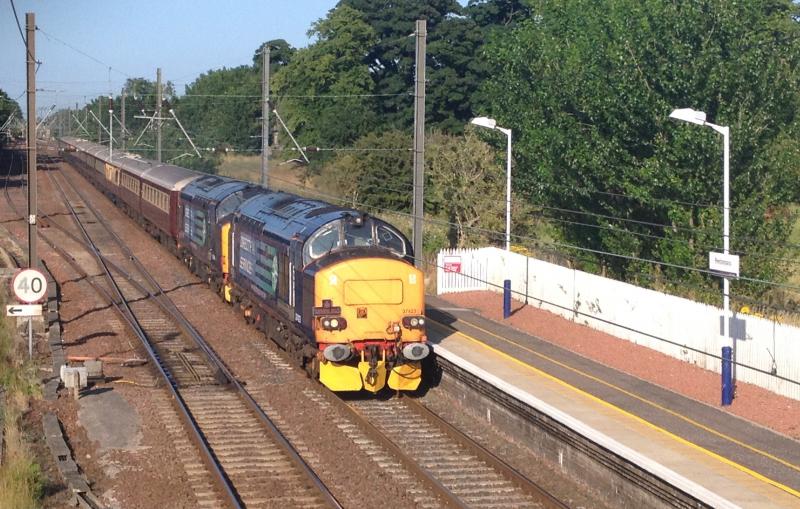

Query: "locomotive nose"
left=402, top=342, right=430, bottom=361
left=323, top=344, right=353, bottom=362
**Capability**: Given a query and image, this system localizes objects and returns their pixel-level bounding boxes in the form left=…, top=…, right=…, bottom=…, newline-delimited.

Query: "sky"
left=1, top=0, right=340, bottom=116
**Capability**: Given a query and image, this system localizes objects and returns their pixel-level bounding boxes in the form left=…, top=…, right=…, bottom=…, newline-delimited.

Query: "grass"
left=0, top=291, right=43, bottom=509
left=217, top=154, right=308, bottom=194
left=788, top=204, right=800, bottom=286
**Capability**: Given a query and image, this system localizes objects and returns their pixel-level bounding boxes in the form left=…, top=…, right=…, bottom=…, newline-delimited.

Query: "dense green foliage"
left=481, top=0, right=800, bottom=300
left=0, top=90, right=23, bottom=145
left=51, top=0, right=800, bottom=306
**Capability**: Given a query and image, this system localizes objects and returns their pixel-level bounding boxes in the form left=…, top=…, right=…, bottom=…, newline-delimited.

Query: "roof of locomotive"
left=181, top=174, right=256, bottom=203
left=236, top=190, right=358, bottom=243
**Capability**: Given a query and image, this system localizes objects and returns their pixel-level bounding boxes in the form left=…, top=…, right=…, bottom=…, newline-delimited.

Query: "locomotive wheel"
left=305, top=356, right=319, bottom=380
left=286, top=338, right=303, bottom=367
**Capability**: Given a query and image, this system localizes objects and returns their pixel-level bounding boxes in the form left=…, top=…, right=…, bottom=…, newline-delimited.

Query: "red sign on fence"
left=443, top=256, right=462, bottom=273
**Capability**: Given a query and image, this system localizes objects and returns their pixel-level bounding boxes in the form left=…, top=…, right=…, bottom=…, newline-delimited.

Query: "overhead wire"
left=36, top=27, right=132, bottom=78
left=9, top=0, right=41, bottom=72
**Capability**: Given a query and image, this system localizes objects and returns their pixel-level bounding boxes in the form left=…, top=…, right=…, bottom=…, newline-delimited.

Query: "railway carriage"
left=59, top=137, right=108, bottom=190
left=58, top=137, right=430, bottom=393
left=139, top=164, right=200, bottom=247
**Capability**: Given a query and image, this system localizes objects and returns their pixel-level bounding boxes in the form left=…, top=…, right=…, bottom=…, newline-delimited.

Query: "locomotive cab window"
left=344, top=217, right=372, bottom=247
left=305, top=221, right=341, bottom=263
left=217, top=191, right=245, bottom=221
left=376, top=223, right=406, bottom=256
left=304, top=216, right=409, bottom=265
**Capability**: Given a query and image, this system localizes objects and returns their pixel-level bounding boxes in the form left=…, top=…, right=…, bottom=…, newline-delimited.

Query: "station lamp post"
left=471, top=116, right=512, bottom=251
left=669, top=107, right=734, bottom=406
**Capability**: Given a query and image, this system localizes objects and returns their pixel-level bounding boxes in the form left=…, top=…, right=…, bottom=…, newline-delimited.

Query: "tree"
left=272, top=5, right=379, bottom=157
left=480, top=0, right=800, bottom=298
left=318, top=130, right=412, bottom=212
left=320, top=129, right=519, bottom=249
left=175, top=66, right=260, bottom=151
left=339, top=0, right=463, bottom=130
left=0, top=90, right=23, bottom=144
left=426, top=131, right=509, bottom=247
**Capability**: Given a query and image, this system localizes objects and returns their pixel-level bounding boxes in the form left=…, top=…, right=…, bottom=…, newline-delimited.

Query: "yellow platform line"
left=429, top=318, right=800, bottom=499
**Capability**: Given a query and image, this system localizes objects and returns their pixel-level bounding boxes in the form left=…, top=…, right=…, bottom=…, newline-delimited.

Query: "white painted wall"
left=437, top=247, right=800, bottom=401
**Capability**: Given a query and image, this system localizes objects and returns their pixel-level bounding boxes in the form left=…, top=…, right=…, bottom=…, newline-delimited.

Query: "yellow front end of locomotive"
left=315, top=257, right=426, bottom=392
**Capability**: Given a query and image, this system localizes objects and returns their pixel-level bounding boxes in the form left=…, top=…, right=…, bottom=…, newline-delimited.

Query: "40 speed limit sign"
left=11, top=268, right=48, bottom=303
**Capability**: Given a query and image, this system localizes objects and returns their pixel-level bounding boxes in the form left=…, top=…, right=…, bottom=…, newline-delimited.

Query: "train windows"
left=217, top=191, right=244, bottom=221
left=344, top=219, right=372, bottom=247
left=376, top=224, right=407, bottom=256
left=305, top=221, right=341, bottom=263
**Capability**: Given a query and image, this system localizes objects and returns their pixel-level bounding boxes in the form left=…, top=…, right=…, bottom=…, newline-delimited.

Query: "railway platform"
left=426, top=295, right=800, bottom=508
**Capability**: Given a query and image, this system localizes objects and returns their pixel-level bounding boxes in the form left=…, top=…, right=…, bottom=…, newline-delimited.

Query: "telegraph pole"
left=25, top=12, right=37, bottom=268
left=108, top=95, right=113, bottom=159
left=261, top=47, right=270, bottom=187
left=121, top=88, right=126, bottom=150
left=412, top=19, right=426, bottom=268
left=97, top=97, right=102, bottom=143
left=156, top=68, right=162, bottom=162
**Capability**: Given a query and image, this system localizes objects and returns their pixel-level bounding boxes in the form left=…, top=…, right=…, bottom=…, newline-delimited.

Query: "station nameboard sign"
left=443, top=256, right=462, bottom=273
left=709, top=252, right=740, bottom=278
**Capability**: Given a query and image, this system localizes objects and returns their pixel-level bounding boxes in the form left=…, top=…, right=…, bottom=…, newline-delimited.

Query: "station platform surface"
left=425, top=295, right=800, bottom=509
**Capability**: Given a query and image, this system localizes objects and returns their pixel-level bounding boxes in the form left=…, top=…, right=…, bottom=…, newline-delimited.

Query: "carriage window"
left=376, top=224, right=406, bottom=256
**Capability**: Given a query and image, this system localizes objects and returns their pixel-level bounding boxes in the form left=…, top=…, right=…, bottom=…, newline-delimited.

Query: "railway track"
left=4, top=149, right=576, bottom=508
left=48, top=169, right=342, bottom=509
left=2, top=151, right=341, bottom=509
left=344, top=396, right=566, bottom=509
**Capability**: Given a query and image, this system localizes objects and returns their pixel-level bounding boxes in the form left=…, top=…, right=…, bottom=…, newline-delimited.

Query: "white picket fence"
left=437, top=247, right=800, bottom=401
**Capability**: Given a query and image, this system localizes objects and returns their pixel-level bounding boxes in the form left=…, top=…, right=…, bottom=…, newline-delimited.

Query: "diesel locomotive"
left=58, top=137, right=429, bottom=392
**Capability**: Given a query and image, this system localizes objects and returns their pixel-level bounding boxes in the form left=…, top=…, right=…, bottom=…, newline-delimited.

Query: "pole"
left=503, top=280, right=511, bottom=319
left=108, top=95, right=113, bottom=159
left=261, top=47, right=270, bottom=187
left=505, top=129, right=512, bottom=251
left=156, top=67, right=162, bottom=162
left=97, top=97, right=102, bottom=143
left=25, top=12, right=37, bottom=269
left=121, top=88, right=126, bottom=151
left=721, top=126, right=732, bottom=404
left=412, top=19, right=427, bottom=268
left=721, top=346, right=733, bottom=405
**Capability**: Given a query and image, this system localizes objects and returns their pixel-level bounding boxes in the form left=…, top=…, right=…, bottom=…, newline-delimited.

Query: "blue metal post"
left=721, top=346, right=733, bottom=406
left=503, top=279, right=511, bottom=319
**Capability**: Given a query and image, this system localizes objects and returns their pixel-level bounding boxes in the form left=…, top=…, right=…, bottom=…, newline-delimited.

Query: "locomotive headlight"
left=319, top=316, right=347, bottom=331
left=402, top=316, right=426, bottom=330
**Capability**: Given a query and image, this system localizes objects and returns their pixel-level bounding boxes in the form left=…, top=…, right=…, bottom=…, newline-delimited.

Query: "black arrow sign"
left=8, top=307, right=22, bottom=315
